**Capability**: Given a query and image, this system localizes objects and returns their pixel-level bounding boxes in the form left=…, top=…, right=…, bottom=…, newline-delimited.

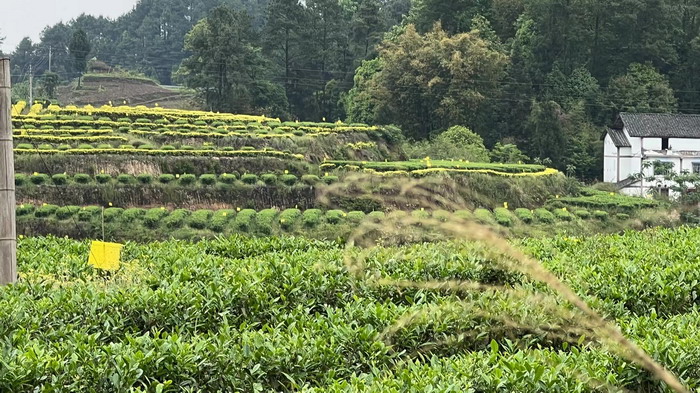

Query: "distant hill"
left=56, top=74, right=197, bottom=109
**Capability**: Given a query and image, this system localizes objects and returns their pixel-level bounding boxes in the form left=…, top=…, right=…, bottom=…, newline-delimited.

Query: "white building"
left=604, top=112, right=700, bottom=196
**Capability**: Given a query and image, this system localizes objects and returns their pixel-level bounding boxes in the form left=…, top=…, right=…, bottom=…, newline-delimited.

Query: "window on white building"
left=693, top=163, right=700, bottom=174
left=662, top=138, right=670, bottom=150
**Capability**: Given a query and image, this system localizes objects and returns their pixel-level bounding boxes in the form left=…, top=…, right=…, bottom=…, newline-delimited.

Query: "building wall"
left=670, top=138, right=700, bottom=151
left=603, top=134, right=618, bottom=183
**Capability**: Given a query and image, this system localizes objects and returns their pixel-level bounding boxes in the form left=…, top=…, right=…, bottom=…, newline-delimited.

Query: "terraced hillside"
left=9, top=101, right=671, bottom=241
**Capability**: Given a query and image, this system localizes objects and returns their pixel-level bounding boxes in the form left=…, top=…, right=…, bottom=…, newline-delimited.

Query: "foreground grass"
left=2, top=228, right=700, bottom=391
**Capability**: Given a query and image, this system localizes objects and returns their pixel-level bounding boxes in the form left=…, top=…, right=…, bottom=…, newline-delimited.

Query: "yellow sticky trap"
left=88, top=241, right=123, bottom=271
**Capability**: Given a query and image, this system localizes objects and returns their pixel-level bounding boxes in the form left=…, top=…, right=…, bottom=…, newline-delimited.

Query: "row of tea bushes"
left=15, top=172, right=339, bottom=187
left=4, top=230, right=700, bottom=391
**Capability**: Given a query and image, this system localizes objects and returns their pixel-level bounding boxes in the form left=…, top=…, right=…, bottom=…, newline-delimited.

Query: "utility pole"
left=28, top=64, right=33, bottom=105
left=0, top=58, right=17, bottom=285
left=48, top=46, right=52, bottom=73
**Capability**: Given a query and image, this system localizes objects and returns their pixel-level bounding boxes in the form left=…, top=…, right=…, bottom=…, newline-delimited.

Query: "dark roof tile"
left=608, top=128, right=631, bottom=147
left=616, top=112, right=700, bottom=138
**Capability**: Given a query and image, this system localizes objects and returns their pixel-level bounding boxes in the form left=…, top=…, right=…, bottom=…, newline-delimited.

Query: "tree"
left=403, top=125, right=491, bottom=161
left=490, top=142, right=529, bottom=163
left=606, top=63, right=677, bottom=115
left=180, top=6, right=287, bottom=115
left=348, top=23, right=508, bottom=139
left=69, top=29, right=91, bottom=88
left=40, top=72, right=59, bottom=99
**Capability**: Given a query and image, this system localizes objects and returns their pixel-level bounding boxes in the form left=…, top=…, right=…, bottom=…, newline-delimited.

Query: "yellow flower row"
left=355, top=167, right=561, bottom=178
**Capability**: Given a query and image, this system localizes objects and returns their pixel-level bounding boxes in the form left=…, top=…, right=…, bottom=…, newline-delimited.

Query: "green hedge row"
left=322, top=159, right=547, bottom=174
left=17, top=205, right=623, bottom=235
left=15, top=172, right=339, bottom=187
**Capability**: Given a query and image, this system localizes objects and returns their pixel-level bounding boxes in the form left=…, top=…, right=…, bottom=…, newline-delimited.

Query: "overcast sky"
left=1, top=0, right=140, bottom=53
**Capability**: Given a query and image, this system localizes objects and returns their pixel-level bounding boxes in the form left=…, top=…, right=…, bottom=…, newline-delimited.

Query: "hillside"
left=55, top=74, right=197, bottom=109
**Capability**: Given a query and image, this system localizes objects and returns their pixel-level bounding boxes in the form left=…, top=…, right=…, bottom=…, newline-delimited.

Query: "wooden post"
left=0, top=58, right=16, bottom=285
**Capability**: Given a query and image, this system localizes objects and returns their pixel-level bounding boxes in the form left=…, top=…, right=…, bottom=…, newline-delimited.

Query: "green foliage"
left=179, top=174, right=197, bottom=186
left=279, top=208, right=302, bottom=230
left=144, top=208, right=170, bottom=228
left=534, top=208, right=555, bottom=223
left=116, top=174, right=134, bottom=184
left=593, top=210, right=609, bottom=220
left=163, top=209, right=190, bottom=228
left=73, top=173, right=91, bottom=184
left=219, top=173, right=237, bottom=184
left=607, top=63, right=677, bottom=114
left=30, top=173, right=50, bottom=185
left=474, top=208, right=496, bottom=225
left=493, top=207, right=515, bottom=226
left=302, top=209, right=323, bottom=227
left=241, top=174, right=259, bottom=185
left=158, top=174, right=175, bottom=184
left=280, top=174, right=298, bottom=186
left=490, top=143, right=529, bottom=164
left=405, top=126, right=490, bottom=161
left=255, top=208, right=279, bottom=234
left=14, top=174, right=27, bottom=186
left=209, top=210, right=234, bottom=232
left=514, top=208, right=534, bottom=223
left=234, top=209, right=256, bottom=231
left=137, top=174, right=153, bottom=184
left=95, top=174, right=111, bottom=184
left=326, top=210, right=346, bottom=224
left=188, top=209, right=213, bottom=230
left=261, top=174, right=278, bottom=185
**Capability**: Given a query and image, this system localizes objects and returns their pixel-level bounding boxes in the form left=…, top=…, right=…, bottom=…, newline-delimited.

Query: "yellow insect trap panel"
left=88, top=241, right=123, bottom=271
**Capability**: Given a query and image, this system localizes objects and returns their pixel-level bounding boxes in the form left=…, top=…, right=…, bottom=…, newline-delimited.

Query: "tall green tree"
left=69, top=29, right=91, bottom=87
left=181, top=6, right=287, bottom=115
left=346, top=23, right=508, bottom=139
left=606, top=63, right=678, bottom=116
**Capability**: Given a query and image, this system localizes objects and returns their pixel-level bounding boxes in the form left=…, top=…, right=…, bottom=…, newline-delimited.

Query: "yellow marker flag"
left=88, top=241, right=123, bottom=271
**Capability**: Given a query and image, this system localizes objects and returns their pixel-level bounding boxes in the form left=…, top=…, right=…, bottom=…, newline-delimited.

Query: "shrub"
left=122, top=208, right=146, bottom=223
left=54, top=205, right=83, bottom=220
left=37, top=144, right=53, bottom=150
left=161, top=145, right=176, bottom=151
left=554, top=208, right=575, bottom=221
left=593, top=210, right=609, bottom=220
left=16, top=204, right=35, bottom=216
left=188, top=209, right=213, bottom=229
left=261, top=174, right=278, bottom=185
left=51, top=174, right=69, bottom=185
left=454, top=210, right=473, bottom=221
left=219, top=173, right=237, bottom=184
left=179, top=174, right=197, bottom=185
left=30, top=174, right=50, bottom=185
left=280, top=174, right=298, bottom=186
left=302, top=209, right=322, bottom=227
left=347, top=211, right=366, bottom=223
left=617, top=213, right=630, bottom=220
left=15, top=143, right=33, bottom=149
left=95, top=174, right=111, bottom=184
left=57, top=144, right=71, bottom=151
left=474, top=208, right=496, bottom=225
left=209, top=210, right=234, bottom=232
left=322, top=175, right=339, bottom=185
left=103, top=208, right=124, bottom=222
left=301, top=175, right=320, bottom=185
left=241, top=174, right=259, bottom=185
left=199, top=174, right=217, bottom=186
left=137, top=174, right=153, bottom=184
left=34, top=204, right=58, bottom=218
left=138, top=144, right=155, bottom=150
left=97, top=144, right=112, bottom=149
left=279, top=209, right=302, bottom=230
left=255, top=208, right=279, bottom=234
left=77, top=206, right=101, bottom=221
left=432, top=209, right=451, bottom=222
left=163, top=209, right=190, bottom=228
left=494, top=208, right=514, bottom=227
left=367, top=211, right=385, bottom=222
left=234, top=209, right=256, bottom=231
left=73, top=174, right=91, bottom=184
left=14, top=174, right=27, bottom=186
left=411, top=209, right=431, bottom=220
left=514, top=208, right=534, bottom=223
left=77, top=144, right=94, bottom=150
left=144, top=208, right=170, bottom=228
left=117, top=174, right=134, bottom=184
left=534, top=208, right=555, bottom=223
left=326, top=210, right=345, bottom=224
left=158, top=174, right=175, bottom=184
left=574, top=209, right=591, bottom=219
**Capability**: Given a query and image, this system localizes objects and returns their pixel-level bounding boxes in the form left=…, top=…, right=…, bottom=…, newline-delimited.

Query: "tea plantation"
left=2, top=227, right=700, bottom=391
left=3, top=102, right=690, bottom=391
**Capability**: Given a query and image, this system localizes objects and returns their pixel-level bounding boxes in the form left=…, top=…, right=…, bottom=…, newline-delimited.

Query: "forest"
left=3, top=0, right=700, bottom=179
